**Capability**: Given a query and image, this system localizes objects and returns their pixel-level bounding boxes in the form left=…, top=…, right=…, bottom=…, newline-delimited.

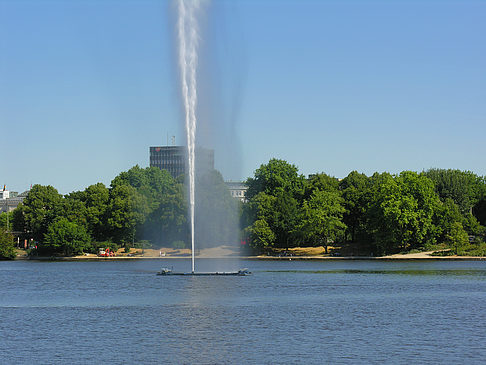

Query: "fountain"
left=157, top=0, right=249, bottom=276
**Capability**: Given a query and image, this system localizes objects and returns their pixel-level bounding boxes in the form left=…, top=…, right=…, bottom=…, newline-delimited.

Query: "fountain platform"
left=157, top=268, right=251, bottom=276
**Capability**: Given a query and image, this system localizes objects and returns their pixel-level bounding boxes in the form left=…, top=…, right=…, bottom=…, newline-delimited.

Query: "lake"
left=1, top=259, right=485, bottom=364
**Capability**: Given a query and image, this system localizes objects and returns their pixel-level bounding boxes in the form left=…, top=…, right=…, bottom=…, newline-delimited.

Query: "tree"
left=339, top=171, right=370, bottom=243
left=195, top=169, right=239, bottom=248
left=250, top=219, right=276, bottom=250
left=300, top=190, right=346, bottom=253
left=425, top=169, right=483, bottom=214
left=107, top=185, right=149, bottom=244
left=304, top=173, right=340, bottom=199
left=61, top=193, right=88, bottom=228
left=445, top=222, right=469, bottom=255
left=365, top=172, right=440, bottom=255
left=0, top=229, right=16, bottom=260
left=84, top=183, right=110, bottom=241
left=0, top=212, right=13, bottom=231
left=473, top=198, right=486, bottom=227
left=245, top=192, right=277, bottom=251
left=244, top=159, right=305, bottom=250
left=246, top=159, right=305, bottom=201
left=17, top=185, right=63, bottom=242
left=111, top=166, right=187, bottom=246
left=43, top=218, right=91, bottom=256
left=433, top=198, right=464, bottom=244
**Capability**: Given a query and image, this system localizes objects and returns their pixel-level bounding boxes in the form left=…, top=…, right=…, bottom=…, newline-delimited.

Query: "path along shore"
left=16, top=247, right=486, bottom=261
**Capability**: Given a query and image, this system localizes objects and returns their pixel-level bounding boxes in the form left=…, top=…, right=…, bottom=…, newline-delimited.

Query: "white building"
left=225, top=181, right=248, bottom=202
left=0, top=187, right=28, bottom=213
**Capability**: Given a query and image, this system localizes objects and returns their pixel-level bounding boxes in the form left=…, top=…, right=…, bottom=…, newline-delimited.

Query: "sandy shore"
left=16, top=246, right=485, bottom=261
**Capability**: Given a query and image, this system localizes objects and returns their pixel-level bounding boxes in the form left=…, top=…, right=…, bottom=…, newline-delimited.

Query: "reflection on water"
left=1, top=259, right=486, bottom=364
left=267, top=268, right=486, bottom=276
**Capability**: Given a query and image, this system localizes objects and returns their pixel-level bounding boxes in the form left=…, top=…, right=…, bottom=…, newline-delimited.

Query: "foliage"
left=364, top=172, right=439, bottom=255
left=107, top=185, right=149, bottom=244
left=43, top=218, right=91, bottom=256
left=244, top=159, right=305, bottom=251
left=171, top=240, right=187, bottom=249
left=425, top=168, right=483, bottom=214
left=84, top=183, right=110, bottom=241
left=473, top=198, right=486, bottom=226
left=16, top=185, right=63, bottom=242
left=0, top=229, right=16, bottom=260
left=300, top=190, right=346, bottom=253
left=7, top=160, right=486, bottom=257
left=0, top=212, right=13, bottom=231
left=111, top=166, right=187, bottom=246
left=444, top=222, right=469, bottom=255
left=195, top=169, right=240, bottom=248
left=246, top=159, right=305, bottom=201
left=339, top=171, right=370, bottom=243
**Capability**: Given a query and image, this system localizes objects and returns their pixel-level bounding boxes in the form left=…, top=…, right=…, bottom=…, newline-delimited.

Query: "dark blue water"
left=1, top=259, right=485, bottom=364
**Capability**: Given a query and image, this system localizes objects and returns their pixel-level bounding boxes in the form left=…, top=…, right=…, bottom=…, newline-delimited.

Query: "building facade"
left=0, top=188, right=28, bottom=213
left=225, top=181, right=248, bottom=202
left=149, top=146, right=214, bottom=179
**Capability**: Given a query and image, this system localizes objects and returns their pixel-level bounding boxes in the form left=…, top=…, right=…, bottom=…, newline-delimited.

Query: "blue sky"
left=1, top=0, right=485, bottom=194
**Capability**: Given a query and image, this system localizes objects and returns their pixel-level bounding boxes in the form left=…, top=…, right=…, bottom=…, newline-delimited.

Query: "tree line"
left=1, top=159, right=486, bottom=258
left=242, top=159, right=486, bottom=256
left=1, top=165, right=237, bottom=257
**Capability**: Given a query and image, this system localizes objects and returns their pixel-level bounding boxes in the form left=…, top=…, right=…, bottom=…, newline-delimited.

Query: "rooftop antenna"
left=167, top=133, right=169, bottom=146
left=171, top=136, right=176, bottom=146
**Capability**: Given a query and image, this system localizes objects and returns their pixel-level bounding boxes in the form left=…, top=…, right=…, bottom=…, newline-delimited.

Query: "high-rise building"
left=149, top=146, right=214, bottom=179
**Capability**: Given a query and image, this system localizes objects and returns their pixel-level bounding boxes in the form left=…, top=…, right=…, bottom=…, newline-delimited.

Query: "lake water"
left=1, top=259, right=485, bottom=364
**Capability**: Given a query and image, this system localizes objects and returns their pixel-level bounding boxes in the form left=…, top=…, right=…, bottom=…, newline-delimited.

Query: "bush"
left=88, top=241, right=120, bottom=254
left=458, top=242, right=486, bottom=256
left=133, top=240, right=152, bottom=249
left=431, top=249, right=454, bottom=256
left=0, top=230, right=16, bottom=260
left=171, top=240, right=186, bottom=249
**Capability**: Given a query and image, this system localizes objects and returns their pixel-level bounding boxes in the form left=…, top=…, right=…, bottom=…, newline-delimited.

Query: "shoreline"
left=15, top=254, right=486, bottom=261
left=13, top=246, right=485, bottom=261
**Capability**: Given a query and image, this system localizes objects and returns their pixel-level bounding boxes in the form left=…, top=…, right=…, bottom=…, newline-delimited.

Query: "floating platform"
left=157, top=268, right=251, bottom=276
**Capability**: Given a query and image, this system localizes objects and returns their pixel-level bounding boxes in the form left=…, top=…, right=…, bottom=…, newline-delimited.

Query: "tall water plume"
left=177, top=0, right=203, bottom=273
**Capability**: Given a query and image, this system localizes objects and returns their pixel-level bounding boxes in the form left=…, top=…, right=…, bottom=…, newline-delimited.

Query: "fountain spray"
left=177, top=0, right=202, bottom=273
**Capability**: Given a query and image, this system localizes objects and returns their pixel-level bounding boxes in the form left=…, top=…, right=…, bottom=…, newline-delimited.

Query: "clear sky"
left=1, top=0, right=485, bottom=194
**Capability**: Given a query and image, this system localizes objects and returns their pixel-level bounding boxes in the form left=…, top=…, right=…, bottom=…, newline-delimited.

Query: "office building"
left=149, top=146, right=214, bottom=179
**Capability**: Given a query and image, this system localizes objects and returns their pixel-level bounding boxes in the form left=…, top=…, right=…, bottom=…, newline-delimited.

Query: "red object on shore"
left=98, top=248, right=114, bottom=257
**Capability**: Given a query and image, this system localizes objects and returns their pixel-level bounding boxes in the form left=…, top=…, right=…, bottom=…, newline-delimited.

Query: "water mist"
left=177, top=0, right=202, bottom=273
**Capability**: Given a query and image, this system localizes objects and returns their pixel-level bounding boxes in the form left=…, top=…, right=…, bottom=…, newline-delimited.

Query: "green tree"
left=111, top=166, right=187, bottom=246
left=43, top=218, right=91, bottom=256
left=365, top=172, right=440, bottom=255
left=425, top=169, right=483, bottom=214
left=433, top=198, right=464, bottom=243
left=304, top=173, right=340, bottom=199
left=473, top=198, right=486, bottom=226
left=339, top=171, right=370, bottom=243
left=246, top=159, right=305, bottom=201
left=244, top=192, right=278, bottom=250
left=244, top=159, right=305, bottom=251
left=84, top=183, right=110, bottom=241
left=107, top=185, right=149, bottom=244
left=17, top=185, right=63, bottom=242
left=300, top=190, right=346, bottom=254
left=445, top=222, right=469, bottom=255
left=0, top=211, right=13, bottom=231
left=0, top=229, right=16, bottom=260
left=61, top=192, right=88, bottom=228
left=250, top=219, right=276, bottom=250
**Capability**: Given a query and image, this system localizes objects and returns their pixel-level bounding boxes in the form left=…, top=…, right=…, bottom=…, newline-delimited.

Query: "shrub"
left=171, top=240, right=186, bottom=249
left=0, top=230, right=16, bottom=260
